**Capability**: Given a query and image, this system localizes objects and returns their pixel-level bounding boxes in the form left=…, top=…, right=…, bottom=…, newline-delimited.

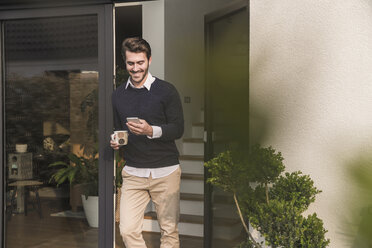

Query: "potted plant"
left=205, top=144, right=330, bottom=248
left=49, top=148, right=99, bottom=227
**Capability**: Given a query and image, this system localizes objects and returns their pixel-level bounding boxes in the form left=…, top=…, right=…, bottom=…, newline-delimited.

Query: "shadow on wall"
left=342, top=155, right=372, bottom=248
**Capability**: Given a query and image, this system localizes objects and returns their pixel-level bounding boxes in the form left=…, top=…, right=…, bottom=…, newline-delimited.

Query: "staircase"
left=142, top=109, right=242, bottom=242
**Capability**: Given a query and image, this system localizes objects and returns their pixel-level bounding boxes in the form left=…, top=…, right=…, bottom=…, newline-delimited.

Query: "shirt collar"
left=125, top=72, right=155, bottom=91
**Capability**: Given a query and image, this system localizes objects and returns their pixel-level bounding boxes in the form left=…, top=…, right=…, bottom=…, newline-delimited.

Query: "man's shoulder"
left=112, top=83, right=127, bottom=97
left=153, top=78, right=177, bottom=93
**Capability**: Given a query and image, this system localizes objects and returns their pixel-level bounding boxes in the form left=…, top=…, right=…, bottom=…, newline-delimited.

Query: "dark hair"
left=121, top=37, right=151, bottom=61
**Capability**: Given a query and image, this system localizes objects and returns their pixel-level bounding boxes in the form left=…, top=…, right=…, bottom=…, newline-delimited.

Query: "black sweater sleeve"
left=159, top=86, right=184, bottom=141
left=112, top=93, right=123, bottom=131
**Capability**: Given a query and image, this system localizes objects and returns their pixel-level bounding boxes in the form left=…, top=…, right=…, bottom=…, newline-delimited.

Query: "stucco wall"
left=250, top=0, right=372, bottom=247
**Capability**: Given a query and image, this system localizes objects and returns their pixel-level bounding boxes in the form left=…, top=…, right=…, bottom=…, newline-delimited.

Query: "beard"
left=130, top=68, right=149, bottom=85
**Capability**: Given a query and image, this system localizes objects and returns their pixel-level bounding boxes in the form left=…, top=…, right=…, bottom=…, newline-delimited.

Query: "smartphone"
left=126, top=117, right=141, bottom=124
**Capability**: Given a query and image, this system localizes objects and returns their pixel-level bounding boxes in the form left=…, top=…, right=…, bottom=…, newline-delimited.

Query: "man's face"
left=125, top=51, right=151, bottom=86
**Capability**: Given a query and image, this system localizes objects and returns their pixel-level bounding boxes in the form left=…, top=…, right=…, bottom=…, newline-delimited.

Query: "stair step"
left=143, top=212, right=242, bottom=238
left=141, top=232, right=204, bottom=246
left=180, top=154, right=204, bottom=174
left=143, top=219, right=242, bottom=239
left=180, top=193, right=204, bottom=201
left=192, top=125, right=204, bottom=139
left=180, top=192, right=235, bottom=205
left=143, top=215, right=204, bottom=237
left=180, top=176, right=204, bottom=194
left=180, top=173, right=204, bottom=194
left=183, top=138, right=203, bottom=143
left=180, top=157, right=204, bottom=175
left=179, top=193, right=238, bottom=217
left=180, top=193, right=204, bottom=215
left=144, top=211, right=240, bottom=226
left=179, top=155, right=204, bottom=161
left=145, top=211, right=202, bottom=224
left=182, top=139, right=204, bottom=156
left=181, top=173, right=203, bottom=181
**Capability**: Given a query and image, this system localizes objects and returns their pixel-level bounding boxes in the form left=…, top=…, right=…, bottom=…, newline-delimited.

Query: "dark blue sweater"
left=112, top=78, right=184, bottom=168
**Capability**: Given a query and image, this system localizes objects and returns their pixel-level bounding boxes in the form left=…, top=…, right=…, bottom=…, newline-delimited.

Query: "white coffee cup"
left=112, top=130, right=128, bottom=146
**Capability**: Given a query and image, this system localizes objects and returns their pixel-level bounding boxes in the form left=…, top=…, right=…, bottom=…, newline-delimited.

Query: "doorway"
left=113, top=4, right=142, bottom=248
left=113, top=1, right=165, bottom=247
left=204, top=1, right=250, bottom=247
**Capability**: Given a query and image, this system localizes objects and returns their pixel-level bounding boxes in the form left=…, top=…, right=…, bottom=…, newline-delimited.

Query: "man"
left=110, top=37, right=184, bottom=248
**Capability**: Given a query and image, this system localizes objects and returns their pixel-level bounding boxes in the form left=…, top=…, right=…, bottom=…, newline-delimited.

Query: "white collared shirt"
left=125, top=71, right=155, bottom=91
left=123, top=72, right=180, bottom=179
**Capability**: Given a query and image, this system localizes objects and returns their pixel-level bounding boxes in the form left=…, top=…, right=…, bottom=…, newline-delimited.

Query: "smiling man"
left=110, top=38, right=184, bottom=248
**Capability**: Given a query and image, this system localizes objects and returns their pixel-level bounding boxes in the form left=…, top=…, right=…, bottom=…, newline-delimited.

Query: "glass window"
left=206, top=8, right=249, bottom=248
left=4, top=15, right=99, bottom=248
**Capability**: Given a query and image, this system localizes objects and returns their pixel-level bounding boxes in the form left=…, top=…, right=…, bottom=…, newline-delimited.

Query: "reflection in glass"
left=207, top=9, right=249, bottom=248
left=4, top=15, right=99, bottom=248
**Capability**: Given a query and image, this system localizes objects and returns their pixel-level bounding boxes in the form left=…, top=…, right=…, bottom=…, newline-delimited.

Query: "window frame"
left=0, top=4, right=115, bottom=248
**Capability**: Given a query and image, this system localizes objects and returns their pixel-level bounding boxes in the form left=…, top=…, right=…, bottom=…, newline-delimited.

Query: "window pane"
left=4, top=15, right=99, bottom=248
left=207, top=9, right=249, bottom=248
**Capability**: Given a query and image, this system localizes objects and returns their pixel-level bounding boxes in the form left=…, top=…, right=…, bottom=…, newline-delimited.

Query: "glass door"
left=1, top=5, right=114, bottom=248
left=205, top=2, right=250, bottom=247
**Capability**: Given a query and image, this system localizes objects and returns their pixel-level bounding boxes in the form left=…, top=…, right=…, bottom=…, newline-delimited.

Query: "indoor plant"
left=49, top=148, right=98, bottom=196
left=49, top=148, right=99, bottom=227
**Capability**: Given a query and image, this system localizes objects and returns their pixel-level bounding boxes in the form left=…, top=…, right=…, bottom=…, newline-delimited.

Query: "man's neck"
left=131, top=73, right=149, bottom=88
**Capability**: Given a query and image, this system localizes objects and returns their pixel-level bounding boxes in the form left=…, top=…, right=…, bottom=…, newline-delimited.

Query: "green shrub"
left=252, top=199, right=303, bottom=248
left=205, top=144, right=330, bottom=248
left=299, top=213, right=330, bottom=248
left=270, top=171, right=321, bottom=212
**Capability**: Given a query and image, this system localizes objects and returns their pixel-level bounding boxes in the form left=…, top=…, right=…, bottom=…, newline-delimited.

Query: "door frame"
left=204, top=1, right=250, bottom=247
left=0, top=4, right=115, bottom=248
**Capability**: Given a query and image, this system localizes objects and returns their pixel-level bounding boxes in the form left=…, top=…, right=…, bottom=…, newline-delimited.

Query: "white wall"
left=142, top=0, right=165, bottom=79
left=250, top=0, right=372, bottom=247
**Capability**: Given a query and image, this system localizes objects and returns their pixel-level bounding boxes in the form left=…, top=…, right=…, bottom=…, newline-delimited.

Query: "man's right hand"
left=110, top=134, right=120, bottom=150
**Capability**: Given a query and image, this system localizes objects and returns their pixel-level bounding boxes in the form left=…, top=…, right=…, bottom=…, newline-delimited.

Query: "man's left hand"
left=126, top=119, right=153, bottom=137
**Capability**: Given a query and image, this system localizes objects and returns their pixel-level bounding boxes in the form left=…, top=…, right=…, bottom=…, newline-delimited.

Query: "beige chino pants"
left=119, top=167, right=181, bottom=248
